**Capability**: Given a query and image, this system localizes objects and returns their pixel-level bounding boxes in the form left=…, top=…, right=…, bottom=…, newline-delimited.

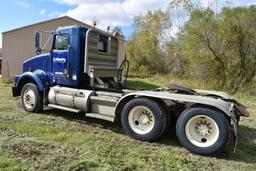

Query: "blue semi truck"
left=12, top=25, right=248, bottom=155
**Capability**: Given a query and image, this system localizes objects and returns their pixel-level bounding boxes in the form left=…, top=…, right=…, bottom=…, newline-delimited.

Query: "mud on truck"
left=12, top=25, right=249, bottom=155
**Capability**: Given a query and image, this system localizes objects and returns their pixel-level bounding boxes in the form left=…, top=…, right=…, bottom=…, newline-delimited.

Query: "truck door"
left=52, top=33, right=70, bottom=78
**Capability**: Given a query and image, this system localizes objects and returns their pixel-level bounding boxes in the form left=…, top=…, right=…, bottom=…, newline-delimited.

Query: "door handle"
left=66, top=45, right=71, bottom=78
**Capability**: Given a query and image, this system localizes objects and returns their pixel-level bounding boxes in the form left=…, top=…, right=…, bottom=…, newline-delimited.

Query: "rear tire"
left=176, top=107, right=230, bottom=155
left=121, top=98, right=167, bottom=142
left=21, top=83, right=43, bottom=113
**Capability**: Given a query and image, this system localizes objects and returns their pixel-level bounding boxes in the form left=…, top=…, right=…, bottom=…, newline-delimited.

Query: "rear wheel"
left=121, top=98, right=167, bottom=142
left=21, top=83, right=43, bottom=113
left=176, top=107, right=230, bottom=155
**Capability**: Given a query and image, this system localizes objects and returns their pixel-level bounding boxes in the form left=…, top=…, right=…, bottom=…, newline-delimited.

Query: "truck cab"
left=12, top=25, right=248, bottom=156
left=15, top=25, right=125, bottom=91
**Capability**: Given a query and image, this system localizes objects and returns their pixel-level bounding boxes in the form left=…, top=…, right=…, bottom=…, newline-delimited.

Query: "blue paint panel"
left=51, top=27, right=76, bottom=86
left=50, top=26, right=87, bottom=87
left=23, top=53, right=50, bottom=73
left=52, top=50, right=68, bottom=76
left=15, top=71, right=47, bottom=91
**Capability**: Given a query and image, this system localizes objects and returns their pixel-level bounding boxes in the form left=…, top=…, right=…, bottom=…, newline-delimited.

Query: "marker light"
left=93, top=20, right=97, bottom=28
left=28, top=67, right=33, bottom=72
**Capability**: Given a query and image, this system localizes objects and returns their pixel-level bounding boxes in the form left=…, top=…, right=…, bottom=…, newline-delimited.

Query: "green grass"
left=0, top=78, right=255, bottom=170
left=127, top=77, right=165, bottom=89
left=127, top=75, right=217, bottom=90
left=0, top=150, right=23, bottom=171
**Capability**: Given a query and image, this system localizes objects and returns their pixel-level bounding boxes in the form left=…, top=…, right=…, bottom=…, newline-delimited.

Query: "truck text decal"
left=53, top=57, right=66, bottom=63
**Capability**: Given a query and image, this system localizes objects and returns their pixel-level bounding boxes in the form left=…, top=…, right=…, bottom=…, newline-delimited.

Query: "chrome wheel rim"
left=185, top=115, right=219, bottom=148
left=128, top=106, right=155, bottom=135
left=23, top=89, right=36, bottom=109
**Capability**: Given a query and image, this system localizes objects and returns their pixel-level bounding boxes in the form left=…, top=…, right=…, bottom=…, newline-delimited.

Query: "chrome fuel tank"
left=48, top=86, right=94, bottom=112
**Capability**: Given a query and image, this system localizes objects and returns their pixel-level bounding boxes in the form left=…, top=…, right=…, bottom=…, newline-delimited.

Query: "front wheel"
left=176, top=107, right=230, bottom=155
left=21, top=83, right=43, bottom=113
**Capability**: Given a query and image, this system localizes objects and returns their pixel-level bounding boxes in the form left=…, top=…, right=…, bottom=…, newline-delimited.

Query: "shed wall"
left=0, top=48, right=2, bottom=75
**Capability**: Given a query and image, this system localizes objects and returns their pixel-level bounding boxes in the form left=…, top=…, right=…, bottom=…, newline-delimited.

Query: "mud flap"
left=229, top=104, right=238, bottom=153
left=12, top=86, right=20, bottom=97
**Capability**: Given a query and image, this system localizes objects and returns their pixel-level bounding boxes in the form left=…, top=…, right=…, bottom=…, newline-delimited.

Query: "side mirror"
left=35, top=32, right=42, bottom=55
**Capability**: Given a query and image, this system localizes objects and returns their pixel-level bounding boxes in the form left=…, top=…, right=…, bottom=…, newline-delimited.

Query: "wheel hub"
left=185, top=115, right=219, bottom=148
left=128, top=106, right=155, bottom=135
left=138, top=111, right=152, bottom=125
left=196, top=122, right=212, bottom=136
left=23, top=89, right=36, bottom=109
left=25, top=95, right=32, bottom=104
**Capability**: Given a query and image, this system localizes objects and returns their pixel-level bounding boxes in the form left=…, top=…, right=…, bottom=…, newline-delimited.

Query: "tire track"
left=0, top=126, right=27, bottom=139
left=0, top=126, right=84, bottom=171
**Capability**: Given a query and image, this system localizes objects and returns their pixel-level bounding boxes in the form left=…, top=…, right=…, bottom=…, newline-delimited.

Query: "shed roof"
left=2, top=16, right=93, bottom=34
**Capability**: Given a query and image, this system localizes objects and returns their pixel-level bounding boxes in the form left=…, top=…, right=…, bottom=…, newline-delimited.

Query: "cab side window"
left=53, top=34, right=69, bottom=50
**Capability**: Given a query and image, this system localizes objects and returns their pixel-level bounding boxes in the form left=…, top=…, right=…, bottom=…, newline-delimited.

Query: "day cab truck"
left=12, top=25, right=249, bottom=155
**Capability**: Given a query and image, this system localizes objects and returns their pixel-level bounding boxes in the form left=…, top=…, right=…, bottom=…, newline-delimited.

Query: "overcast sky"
left=0, top=0, right=255, bottom=48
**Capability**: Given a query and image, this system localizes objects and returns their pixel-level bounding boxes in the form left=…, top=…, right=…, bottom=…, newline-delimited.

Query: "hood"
left=23, top=53, right=50, bottom=73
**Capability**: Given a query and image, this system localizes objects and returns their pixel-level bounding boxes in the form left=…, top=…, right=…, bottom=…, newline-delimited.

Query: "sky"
left=0, top=0, right=255, bottom=48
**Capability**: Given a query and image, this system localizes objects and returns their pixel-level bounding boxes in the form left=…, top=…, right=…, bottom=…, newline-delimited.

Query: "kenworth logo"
left=53, top=57, right=66, bottom=63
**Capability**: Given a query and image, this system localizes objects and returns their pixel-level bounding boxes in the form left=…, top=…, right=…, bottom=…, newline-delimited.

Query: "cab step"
left=48, top=104, right=81, bottom=113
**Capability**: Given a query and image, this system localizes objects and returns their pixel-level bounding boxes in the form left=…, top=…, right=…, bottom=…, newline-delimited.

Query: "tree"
left=126, top=10, right=172, bottom=77
left=181, top=6, right=256, bottom=91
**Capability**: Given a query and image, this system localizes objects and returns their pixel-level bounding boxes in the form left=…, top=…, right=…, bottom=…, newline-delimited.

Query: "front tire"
left=21, top=83, right=43, bottom=113
left=121, top=98, right=167, bottom=142
left=176, top=107, right=230, bottom=155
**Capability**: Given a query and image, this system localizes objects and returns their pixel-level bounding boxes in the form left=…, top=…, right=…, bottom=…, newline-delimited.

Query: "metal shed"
left=1, top=16, right=92, bottom=78
left=0, top=48, right=2, bottom=75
